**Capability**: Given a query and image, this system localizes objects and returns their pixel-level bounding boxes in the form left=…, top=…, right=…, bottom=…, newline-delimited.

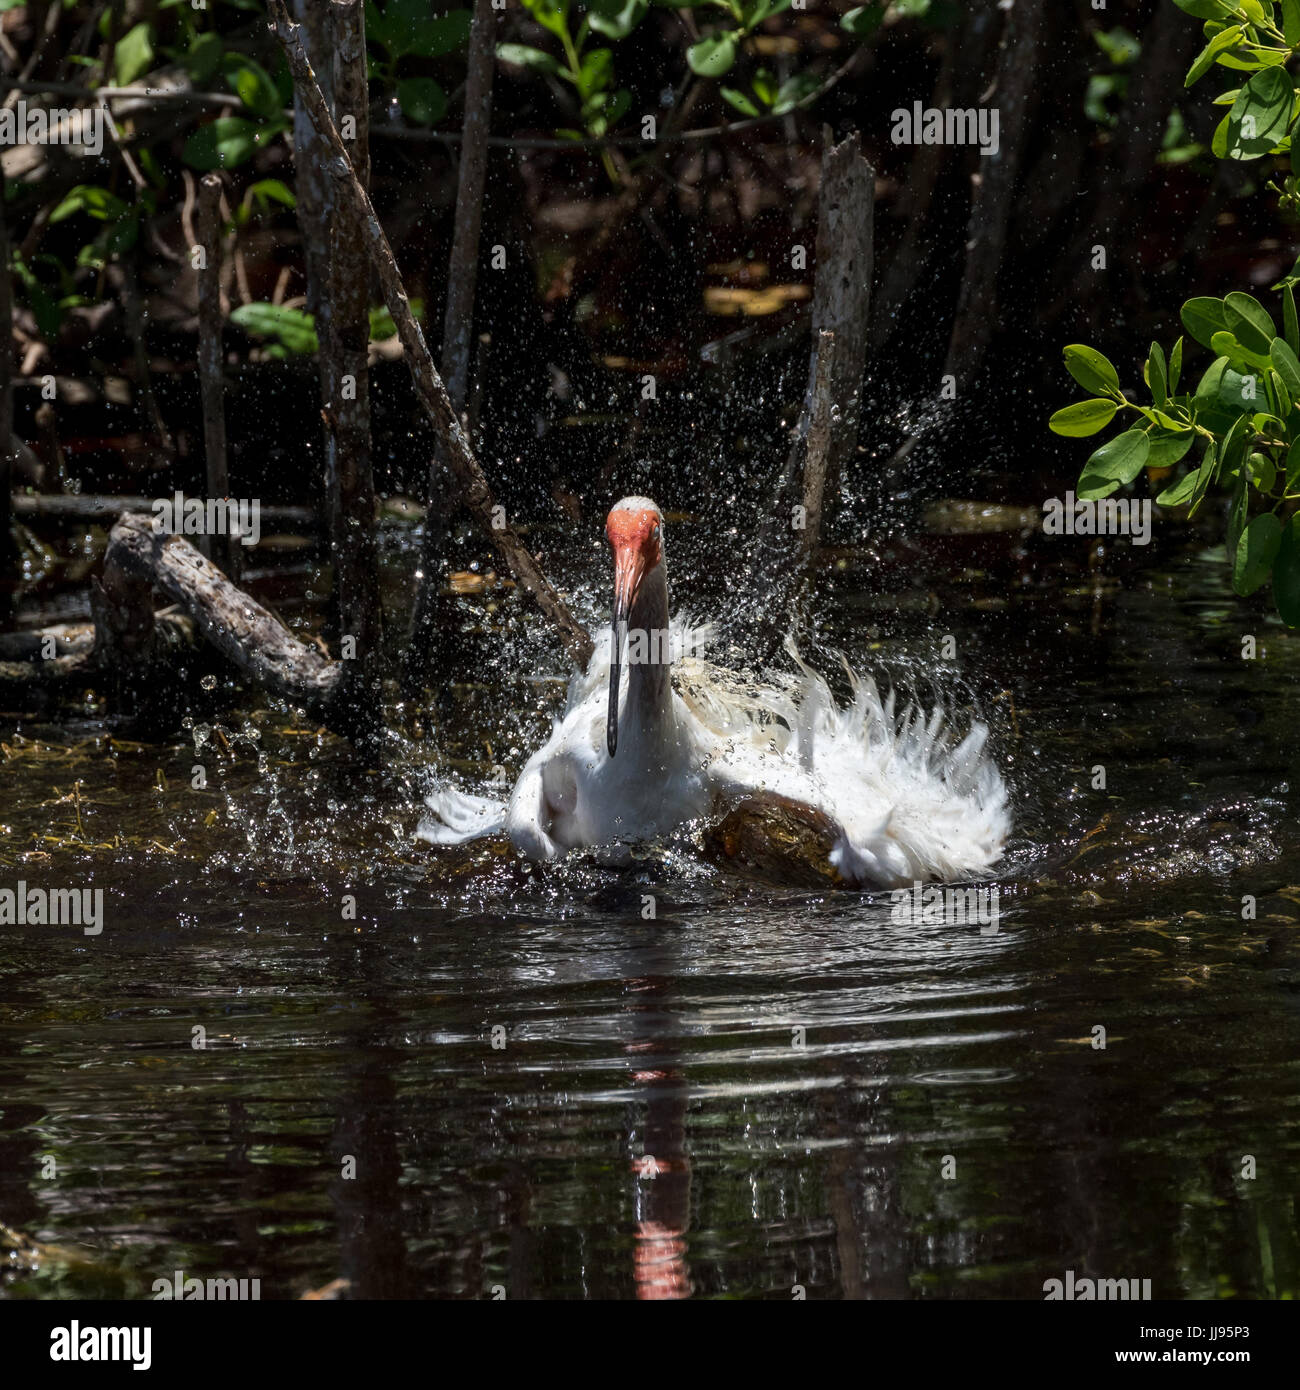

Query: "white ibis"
left=419, top=496, right=1010, bottom=887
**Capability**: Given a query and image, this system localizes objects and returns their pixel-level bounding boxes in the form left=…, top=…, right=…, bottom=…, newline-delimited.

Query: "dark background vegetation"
left=0, top=0, right=1283, bottom=662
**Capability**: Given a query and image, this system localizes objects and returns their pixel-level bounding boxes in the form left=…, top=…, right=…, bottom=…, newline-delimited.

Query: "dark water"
left=2, top=519, right=1299, bottom=1300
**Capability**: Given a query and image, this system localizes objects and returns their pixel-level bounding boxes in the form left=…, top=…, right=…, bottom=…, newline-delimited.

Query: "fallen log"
left=102, top=512, right=342, bottom=710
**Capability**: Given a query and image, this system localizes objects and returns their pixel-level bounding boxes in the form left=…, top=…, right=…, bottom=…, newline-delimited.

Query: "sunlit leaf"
left=1049, top=399, right=1119, bottom=436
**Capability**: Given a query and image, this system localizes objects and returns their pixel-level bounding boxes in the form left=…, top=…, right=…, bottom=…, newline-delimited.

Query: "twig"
left=197, top=172, right=232, bottom=575
left=943, top=0, right=1044, bottom=381
left=1, top=1, right=62, bottom=114
left=409, top=0, right=497, bottom=685
left=0, top=158, right=12, bottom=565
left=0, top=78, right=256, bottom=112
left=267, top=0, right=594, bottom=668
left=442, top=0, right=495, bottom=416
left=11, top=493, right=316, bottom=526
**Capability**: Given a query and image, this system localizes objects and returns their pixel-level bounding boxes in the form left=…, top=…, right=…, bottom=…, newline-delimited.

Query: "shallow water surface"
left=2, top=533, right=1299, bottom=1299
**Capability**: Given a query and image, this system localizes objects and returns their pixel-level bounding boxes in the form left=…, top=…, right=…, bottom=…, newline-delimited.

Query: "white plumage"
left=418, top=498, right=1010, bottom=887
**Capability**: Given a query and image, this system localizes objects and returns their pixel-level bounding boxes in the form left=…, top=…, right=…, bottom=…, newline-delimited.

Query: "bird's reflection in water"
left=622, top=969, right=692, bottom=1299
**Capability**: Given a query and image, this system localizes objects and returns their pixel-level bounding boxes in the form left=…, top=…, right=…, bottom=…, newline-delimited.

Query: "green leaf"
left=114, top=22, right=154, bottom=86
left=578, top=46, right=613, bottom=98
left=1062, top=344, right=1121, bottom=397
left=520, top=0, right=570, bottom=40
left=1172, top=0, right=1234, bottom=18
left=182, top=117, right=273, bottom=170
left=588, top=0, right=648, bottom=39
left=1220, top=364, right=1264, bottom=413
left=415, top=9, right=473, bottom=56
left=1193, top=355, right=1231, bottom=403
left=1189, top=439, right=1220, bottom=514
left=1286, top=437, right=1300, bottom=492
left=1234, top=512, right=1283, bottom=596
left=497, top=43, right=563, bottom=75
left=370, top=1, right=471, bottom=56
left=397, top=76, right=446, bottom=125
left=688, top=35, right=737, bottom=78
left=1274, top=514, right=1300, bottom=624
left=1248, top=451, right=1277, bottom=492
left=1270, top=336, right=1300, bottom=400
left=1181, top=296, right=1229, bottom=349
left=230, top=302, right=319, bottom=354
left=1223, top=290, right=1276, bottom=354
left=771, top=70, right=823, bottom=115
left=1185, top=24, right=1242, bottom=88
left=751, top=67, right=777, bottom=106
left=1049, top=398, right=1119, bottom=436
left=1145, top=429, right=1195, bottom=469
left=1156, top=464, right=1204, bottom=506
left=228, top=59, right=282, bottom=120
left=1076, top=468, right=1122, bottom=501
left=1285, top=287, right=1299, bottom=357
left=181, top=31, right=223, bottom=86
left=720, top=86, right=760, bottom=117
left=1083, top=428, right=1151, bottom=486
left=1283, top=0, right=1300, bottom=46
left=1169, top=336, right=1184, bottom=393
left=1147, top=341, right=1168, bottom=406
left=841, top=4, right=885, bottom=37
left=246, top=178, right=296, bottom=211
left=1210, top=329, right=1273, bottom=372
left=1225, top=67, right=1293, bottom=159
left=1228, top=456, right=1250, bottom=556
left=50, top=184, right=128, bottom=223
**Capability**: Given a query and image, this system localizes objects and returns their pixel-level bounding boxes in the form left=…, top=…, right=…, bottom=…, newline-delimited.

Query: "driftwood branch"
left=103, top=512, right=342, bottom=709
left=1, top=516, right=354, bottom=739
left=806, top=130, right=872, bottom=483
left=267, top=0, right=594, bottom=670
left=800, top=330, right=836, bottom=563
left=323, top=0, right=381, bottom=682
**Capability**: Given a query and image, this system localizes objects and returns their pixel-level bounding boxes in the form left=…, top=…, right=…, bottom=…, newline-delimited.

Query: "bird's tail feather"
left=417, top=785, right=508, bottom=846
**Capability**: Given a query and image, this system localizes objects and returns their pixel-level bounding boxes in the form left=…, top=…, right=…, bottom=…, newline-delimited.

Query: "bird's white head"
left=605, top=497, right=664, bottom=758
